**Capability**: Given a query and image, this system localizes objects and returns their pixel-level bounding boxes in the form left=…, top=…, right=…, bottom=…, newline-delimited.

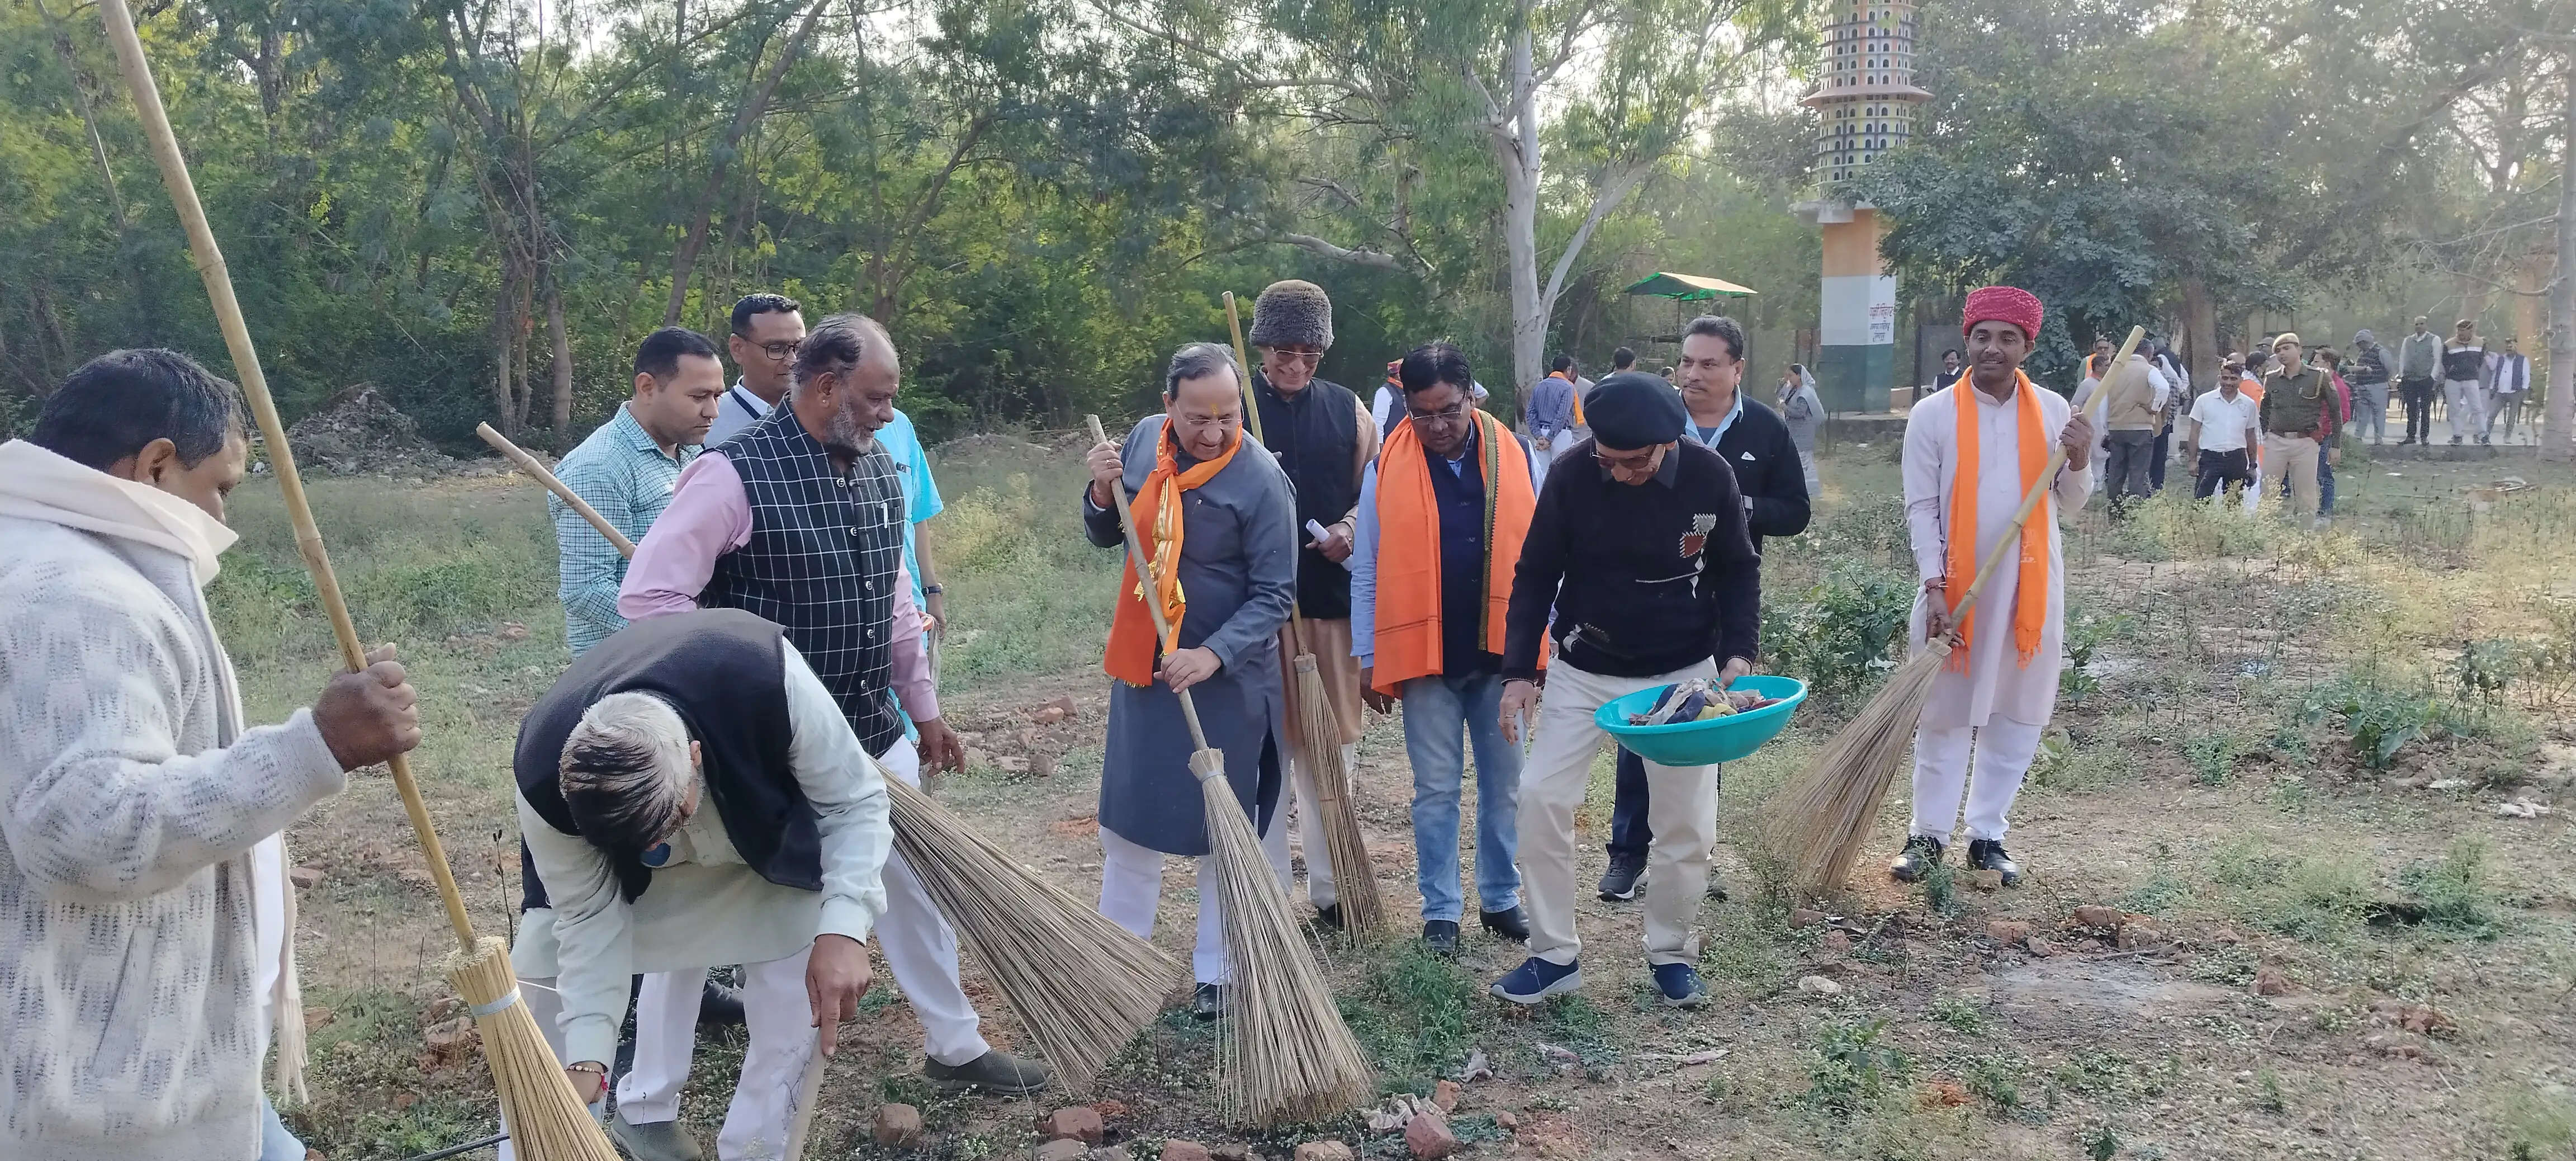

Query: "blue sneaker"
left=1490, top=956, right=1583, bottom=1005
left=1651, top=962, right=1708, bottom=1008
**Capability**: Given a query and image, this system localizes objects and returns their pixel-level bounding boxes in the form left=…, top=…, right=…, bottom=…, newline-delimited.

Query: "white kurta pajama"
left=1902, top=381, right=2094, bottom=843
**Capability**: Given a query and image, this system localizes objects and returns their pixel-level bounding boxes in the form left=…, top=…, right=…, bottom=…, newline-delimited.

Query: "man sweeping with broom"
left=1082, top=342, right=1299, bottom=1020
left=1887, top=286, right=2096, bottom=888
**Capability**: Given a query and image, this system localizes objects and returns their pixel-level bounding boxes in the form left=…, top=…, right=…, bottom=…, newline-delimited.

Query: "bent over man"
left=1890, top=286, right=2094, bottom=889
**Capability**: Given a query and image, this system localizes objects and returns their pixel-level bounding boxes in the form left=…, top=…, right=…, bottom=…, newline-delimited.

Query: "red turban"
left=1962, top=285, right=2044, bottom=340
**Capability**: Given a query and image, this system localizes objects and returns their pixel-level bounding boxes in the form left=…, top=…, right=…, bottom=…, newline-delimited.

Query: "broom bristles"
left=1290, top=654, right=1385, bottom=934
left=884, top=777, right=1182, bottom=1093
left=1764, top=640, right=1951, bottom=899
left=444, top=937, right=620, bottom=1161
left=1195, top=748, right=1375, bottom=1125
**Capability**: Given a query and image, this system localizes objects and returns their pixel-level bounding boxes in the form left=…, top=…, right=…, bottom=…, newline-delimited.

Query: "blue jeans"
left=1398, top=671, right=1523, bottom=922
left=260, top=1097, right=306, bottom=1161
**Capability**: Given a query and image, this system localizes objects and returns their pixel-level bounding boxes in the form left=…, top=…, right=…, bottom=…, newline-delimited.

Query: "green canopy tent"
left=1620, top=273, right=1758, bottom=360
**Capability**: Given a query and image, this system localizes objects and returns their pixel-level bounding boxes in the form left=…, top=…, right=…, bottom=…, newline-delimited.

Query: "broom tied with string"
left=1085, top=414, right=1374, bottom=1125
left=98, top=4, right=618, bottom=1157
left=1220, top=291, right=1386, bottom=936
left=477, top=422, right=1183, bottom=1094
left=1763, top=326, right=2142, bottom=901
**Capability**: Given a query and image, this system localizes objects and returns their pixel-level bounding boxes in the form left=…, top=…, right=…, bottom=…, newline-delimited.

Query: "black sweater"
left=1705, top=397, right=1811, bottom=551
left=1501, top=439, right=1761, bottom=683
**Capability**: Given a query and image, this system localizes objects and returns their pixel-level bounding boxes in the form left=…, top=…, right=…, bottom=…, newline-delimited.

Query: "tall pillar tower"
left=1793, top=0, right=1931, bottom=412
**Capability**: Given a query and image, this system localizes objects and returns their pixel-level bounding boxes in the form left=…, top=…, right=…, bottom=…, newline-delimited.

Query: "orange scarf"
left=1368, top=412, right=1542, bottom=693
left=1103, top=422, right=1243, bottom=687
left=1943, top=371, right=2050, bottom=671
left=1552, top=370, right=1585, bottom=427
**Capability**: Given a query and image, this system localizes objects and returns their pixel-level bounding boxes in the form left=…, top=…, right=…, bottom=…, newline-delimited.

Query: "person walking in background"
left=2395, top=316, right=2441, bottom=445
left=1372, top=360, right=1405, bottom=437
left=1890, top=286, right=2095, bottom=889
left=1778, top=362, right=1825, bottom=497
left=2259, top=333, right=2340, bottom=526
left=2345, top=329, right=2392, bottom=445
left=2485, top=338, right=2531, bottom=443
left=2146, top=341, right=2186, bottom=493
left=1081, top=343, right=1298, bottom=1017
left=1523, top=355, right=1578, bottom=485
left=2310, top=347, right=2353, bottom=516
left=2237, top=352, right=2269, bottom=513
left=2180, top=361, right=2261, bottom=506
left=1244, top=279, right=1378, bottom=927
left=2071, top=343, right=2164, bottom=520
left=1597, top=318, right=1806, bottom=906
left=1493, top=374, right=1763, bottom=1009
left=2, top=350, right=422, bottom=1161
left=1351, top=342, right=1539, bottom=955
left=707, top=294, right=805, bottom=447
left=1611, top=346, right=1639, bottom=374
left=2441, top=320, right=2489, bottom=446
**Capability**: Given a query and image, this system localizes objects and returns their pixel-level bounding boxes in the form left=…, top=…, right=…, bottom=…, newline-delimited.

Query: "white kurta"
left=1903, top=382, right=2095, bottom=729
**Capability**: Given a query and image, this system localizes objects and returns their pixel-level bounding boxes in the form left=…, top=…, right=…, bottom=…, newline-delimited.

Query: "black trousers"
left=1606, top=747, right=1723, bottom=863
left=2398, top=377, right=2437, bottom=441
left=2193, top=448, right=2252, bottom=500
left=2148, top=421, right=2173, bottom=491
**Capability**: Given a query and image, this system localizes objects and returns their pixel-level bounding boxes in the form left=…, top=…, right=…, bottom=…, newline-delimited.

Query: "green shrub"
left=2182, top=729, right=2248, bottom=786
left=2303, top=676, right=2436, bottom=769
left=1761, top=561, right=1916, bottom=711
left=2399, top=837, right=2502, bottom=938
left=1803, top=1018, right=1911, bottom=1115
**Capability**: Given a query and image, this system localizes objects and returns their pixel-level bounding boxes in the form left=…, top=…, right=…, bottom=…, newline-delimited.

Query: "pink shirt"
left=619, top=450, right=941, bottom=723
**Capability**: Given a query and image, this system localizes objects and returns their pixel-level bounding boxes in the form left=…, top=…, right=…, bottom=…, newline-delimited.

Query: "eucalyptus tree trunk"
left=1491, top=22, right=1545, bottom=411
left=2547, top=59, right=2575, bottom=463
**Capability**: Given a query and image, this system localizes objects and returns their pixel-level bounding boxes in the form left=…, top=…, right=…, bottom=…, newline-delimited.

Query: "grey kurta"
left=1083, top=416, right=1298, bottom=857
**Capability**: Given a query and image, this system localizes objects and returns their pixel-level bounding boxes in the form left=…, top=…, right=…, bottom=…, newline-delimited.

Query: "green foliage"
left=2212, top=839, right=2371, bottom=944
left=1962, top=1054, right=2024, bottom=1114
left=2053, top=1051, right=2136, bottom=1097
left=2182, top=728, right=2250, bottom=786
left=1761, top=561, right=1916, bottom=710
left=2058, top=611, right=2133, bottom=705
left=2452, top=638, right=2524, bottom=704
left=2302, top=674, right=2437, bottom=770
left=2084, top=1124, right=2122, bottom=1160
left=1928, top=997, right=1988, bottom=1035
left=2398, top=837, right=2502, bottom=939
left=1920, top=861, right=1958, bottom=915
left=1803, top=1018, right=1911, bottom=1115
left=1341, top=944, right=1493, bottom=1090
left=2254, top=1066, right=2287, bottom=1113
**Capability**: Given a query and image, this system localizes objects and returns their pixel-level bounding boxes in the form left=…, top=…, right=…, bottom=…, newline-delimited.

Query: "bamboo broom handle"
left=1222, top=291, right=1268, bottom=445
left=101, top=0, right=479, bottom=952
left=1948, top=325, right=2142, bottom=619
left=1085, top=415, right=1218, bottom=758
left=479, top=423, right=638, bottom=555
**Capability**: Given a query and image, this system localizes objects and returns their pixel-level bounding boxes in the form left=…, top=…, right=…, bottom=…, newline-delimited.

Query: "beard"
left=820, top=402, right=877, bottom=459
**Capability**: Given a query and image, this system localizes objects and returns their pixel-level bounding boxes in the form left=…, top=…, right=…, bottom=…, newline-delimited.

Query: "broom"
left=1220, top=291, right=1385, bottom=936
left=1086, top=414, right=1375, bottom=1125
left=1764, top=325, right=2142, bottom=900
left=97, top=4, right=617, bottom=1158
left=478, top=423, right=1184, bottom=1092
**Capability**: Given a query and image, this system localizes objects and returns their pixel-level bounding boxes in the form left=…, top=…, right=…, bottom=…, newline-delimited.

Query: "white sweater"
left=0, top=495, right=345, bottom=1160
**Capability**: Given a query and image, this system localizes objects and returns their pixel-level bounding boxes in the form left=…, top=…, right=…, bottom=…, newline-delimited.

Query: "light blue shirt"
left=875, top=408, right=945, bottom=608
left=1687, top=389, right=1745, bottom=451
left=552, top=403, right=695, bottom=655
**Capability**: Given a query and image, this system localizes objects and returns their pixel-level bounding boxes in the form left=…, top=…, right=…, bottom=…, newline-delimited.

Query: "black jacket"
left=1500, top=439, right=1761, bottom=682
left=1704, top=398, right=1811, bottom=551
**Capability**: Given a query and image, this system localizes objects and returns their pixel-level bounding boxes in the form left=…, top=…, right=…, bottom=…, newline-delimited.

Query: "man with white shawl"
left=0, top=350, right=422, bottom=1161
left=1889, top=287, right=2095, bottom=888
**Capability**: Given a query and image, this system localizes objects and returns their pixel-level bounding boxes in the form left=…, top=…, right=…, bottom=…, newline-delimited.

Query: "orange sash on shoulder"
left=1943, top=372, right=2049, bottom=671
left=1370, top=411, right=1541, bottom=694
left=1104, top=422, right=1242, bottom=687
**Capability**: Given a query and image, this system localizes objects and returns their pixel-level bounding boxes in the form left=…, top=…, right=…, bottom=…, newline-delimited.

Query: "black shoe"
left=1597, top=856, right=1647, bottom=901
left=1965, top=838, right=2021, bottom=887
left=923, top=1050, right=1053, bottom=1094
left=1313, top=903, right=1344, bottom=931
left=1705, top=871, right=1730, bottom=902
left=1479, top=905, right=1531, bottom=943
left=1422, top=920, right=1461, bottom=956
left=1191, top=982, right=1223, bottom=1021
left=1889, top=834, right=1945, bottom=882
left=697, top=976, right=746, bottom=1028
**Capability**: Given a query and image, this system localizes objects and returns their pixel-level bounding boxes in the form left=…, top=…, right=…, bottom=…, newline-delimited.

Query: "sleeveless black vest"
left=514, top=610, right=811, bottom=904
left=1253, top=372, right=1363, bottom=619
left=703, top=405, right=907, bottom=757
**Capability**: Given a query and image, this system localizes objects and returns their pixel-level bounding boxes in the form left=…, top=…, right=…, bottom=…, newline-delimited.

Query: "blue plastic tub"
left=1592, top=674, right=1807, bottom=766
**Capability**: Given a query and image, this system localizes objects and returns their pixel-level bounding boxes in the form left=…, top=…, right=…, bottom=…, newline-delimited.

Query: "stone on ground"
left=1160, top=1141, right=1213, bottom=1161
left=874, top=1103, right=925, bottom=1148
left=1039, top=1106, right=1105, bottom=1144
left=1292, top=1142, right=1355, bottom=1161
left=1405, top=1110, right=1460, bottom=1159
left=1033, top=1141, right=1090, bottom=1161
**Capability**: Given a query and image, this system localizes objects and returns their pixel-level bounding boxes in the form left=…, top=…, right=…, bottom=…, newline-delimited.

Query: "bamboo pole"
left=479, top=423, right=635, bottom=555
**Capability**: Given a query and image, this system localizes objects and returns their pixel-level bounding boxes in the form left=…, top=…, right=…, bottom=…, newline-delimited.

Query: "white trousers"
left=503, top=946, right=812, bottom=1161
left=1519, top=660, right=1720, bottom=968
left=1908, top=715, right=2047, bottom=844
left=2443, top=378, right=2487, bottom=438
left=1258, top=741, right=1358, bottom=907
left=1099, top=825, right=1234, bottom=984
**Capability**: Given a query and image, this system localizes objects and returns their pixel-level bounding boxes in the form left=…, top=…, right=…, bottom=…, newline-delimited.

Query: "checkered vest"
left=705, top=405, right=907, bottom=757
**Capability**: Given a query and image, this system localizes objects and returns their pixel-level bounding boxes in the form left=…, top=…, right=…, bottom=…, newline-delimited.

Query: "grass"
left=1803, top=1017, right=1910, bottom=1115
left=1340, top=943, right=1494, bottom=1092
left=2398, top=837, right=2504, bottom=938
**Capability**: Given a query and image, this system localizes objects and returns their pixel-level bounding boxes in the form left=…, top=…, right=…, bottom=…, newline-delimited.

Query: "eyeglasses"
left=1266, top=348, right=1325, bottom=366
left=1407, top=399, right=1474, bottom=424
left=1594, top=447, right=1660, bottom=473
left=740, top=338, right=799, bottom=361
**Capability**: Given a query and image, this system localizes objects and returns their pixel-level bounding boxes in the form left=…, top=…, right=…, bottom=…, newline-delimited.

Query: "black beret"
left=1586, top=371, right=1687, bottom=450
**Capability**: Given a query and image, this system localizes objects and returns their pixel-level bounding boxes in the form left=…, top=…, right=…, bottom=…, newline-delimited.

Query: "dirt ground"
left=235, top=438, right=2575, bottom=1161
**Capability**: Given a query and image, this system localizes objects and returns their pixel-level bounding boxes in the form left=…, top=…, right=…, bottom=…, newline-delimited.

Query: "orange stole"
left=1369, top=411, right=1541, bottom=694
left=1103, top=423, right=1242, bottom=687
left=1942, top=372, right=2050, bottom=671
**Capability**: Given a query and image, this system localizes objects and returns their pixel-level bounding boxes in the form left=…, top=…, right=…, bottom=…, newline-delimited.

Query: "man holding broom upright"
left=1082, top=342, right=1299, bottom=1018
left=616, top=313, right=1050, bottom=1130
left=2, top=350, right=422, bottom=1161
left=1492, top=372, right=1764, bottom=1009
left=1888, top=286, right=2095, bottom=888
left=1351, top=341, right=1539, bottom=956
left=1242, top=279, right=1377, bottom=927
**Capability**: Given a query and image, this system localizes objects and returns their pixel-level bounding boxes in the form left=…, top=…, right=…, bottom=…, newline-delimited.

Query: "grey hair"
left=559, top=692, right=694, bottom=857
left=790, top=312, right=886, bottom=395
left=1164, top=342, right=1238, bottom=399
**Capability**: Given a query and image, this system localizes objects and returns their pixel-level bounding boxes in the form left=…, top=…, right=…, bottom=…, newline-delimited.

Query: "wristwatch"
left=921, top=584, right=944, bottom=596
